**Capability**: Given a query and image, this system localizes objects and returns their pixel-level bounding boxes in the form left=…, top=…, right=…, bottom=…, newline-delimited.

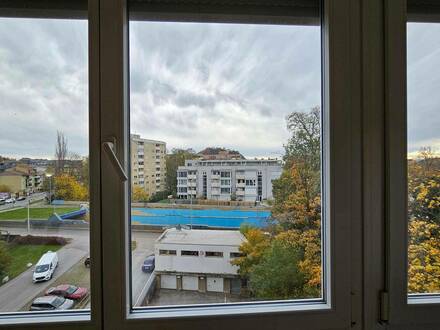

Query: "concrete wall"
left=155, top=243, right=240, bottom=275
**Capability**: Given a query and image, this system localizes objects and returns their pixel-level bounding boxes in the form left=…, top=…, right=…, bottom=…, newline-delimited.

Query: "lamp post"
left=46, top=173, right=54, bottom=213
left=27, top=198, right=30, bottom=234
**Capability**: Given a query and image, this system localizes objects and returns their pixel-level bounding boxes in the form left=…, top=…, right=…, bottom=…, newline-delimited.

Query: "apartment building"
left=130, top=134, right=166, bottom=196
left=0, top=164, right=43, bottom=196
left=177, top=159, right=282, bottom=202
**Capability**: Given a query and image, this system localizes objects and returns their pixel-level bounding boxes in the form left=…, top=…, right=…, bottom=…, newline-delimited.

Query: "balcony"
left=236, top=190, right=245, bottom=196
left=211, top=181, right=220, bottom=187
left=188, top=174, right=197, bottom=180
left=236, top=174, right=245, bottom=180
left=236, top=182, right=245, bottom=188
left=187, top=181, right=197, bottom=187
left=211, top=174, right=220, bottom=180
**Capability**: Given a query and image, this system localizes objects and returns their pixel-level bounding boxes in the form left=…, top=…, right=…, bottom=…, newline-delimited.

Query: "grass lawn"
left=5, top=244, right=62, bottom=280
left=0, top=207, right=78, bottom=220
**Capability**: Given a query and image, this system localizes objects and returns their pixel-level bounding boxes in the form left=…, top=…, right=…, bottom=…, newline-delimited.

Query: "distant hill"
left=197, top=147, right=245, bottom=160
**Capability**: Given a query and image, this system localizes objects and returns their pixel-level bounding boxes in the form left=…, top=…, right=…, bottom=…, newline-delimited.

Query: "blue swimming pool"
left=131, top=207, right=271, bottom=228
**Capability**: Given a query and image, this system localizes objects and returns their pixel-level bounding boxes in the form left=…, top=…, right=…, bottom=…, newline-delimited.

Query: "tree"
left=408, top=149, right=440, bottom=225
left=235, top=107, right=322, bottom=298
left=54, top=174, right=88, bottom=201
left=165, top=148, right=197, bottom=196
left=55, top=131, right=68, bottom=175
left=407, top=148, right=440, bottom=292
left=272, top=107, right=321, bottom=231
left=232, top=227, right=270, bottom=278
left=408, top=219, right=440, bottom=293
left=0, top=241, right=11, bottom=279
left=249, top=240, right=307, bottom=299
left=132, top=186, right=149, bottom=202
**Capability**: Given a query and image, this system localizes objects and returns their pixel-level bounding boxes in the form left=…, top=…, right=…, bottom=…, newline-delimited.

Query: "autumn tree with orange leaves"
left=233, top=107, right=322, bottom=299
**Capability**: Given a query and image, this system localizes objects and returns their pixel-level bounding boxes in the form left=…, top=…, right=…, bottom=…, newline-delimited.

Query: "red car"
left=46, top=284, right=88, bottom=300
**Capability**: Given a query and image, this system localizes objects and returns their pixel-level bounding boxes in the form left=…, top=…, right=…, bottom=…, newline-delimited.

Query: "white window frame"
left=100, top=0, right=362, bottom=329
left=385, top=0, right=440, bottom=328
left=0, top=0, right=102, bottom=329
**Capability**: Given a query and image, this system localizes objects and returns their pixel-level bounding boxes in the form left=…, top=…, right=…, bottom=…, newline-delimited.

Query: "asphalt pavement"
left=0, top=227, right=160, bottom=312
left=0, top=193, right=47, bottom=212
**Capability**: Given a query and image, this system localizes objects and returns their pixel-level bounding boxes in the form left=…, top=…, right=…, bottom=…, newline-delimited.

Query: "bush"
left=149, top=191, right=171, bottom=203
left=11, top=235, right=69, bottom=246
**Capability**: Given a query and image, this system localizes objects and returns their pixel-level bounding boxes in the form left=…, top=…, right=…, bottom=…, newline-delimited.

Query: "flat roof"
left=156, top=228, right=245, bottom=246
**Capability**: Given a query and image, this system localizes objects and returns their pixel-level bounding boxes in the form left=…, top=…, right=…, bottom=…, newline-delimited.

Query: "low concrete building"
left=155, top=228, right=245, bottom=294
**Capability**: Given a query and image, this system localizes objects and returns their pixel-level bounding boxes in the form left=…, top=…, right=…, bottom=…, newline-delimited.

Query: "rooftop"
left=156, top=228, right=245, bottom=246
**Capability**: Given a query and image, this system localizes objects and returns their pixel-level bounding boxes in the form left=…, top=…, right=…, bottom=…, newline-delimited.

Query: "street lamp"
left=46, top=173, right=54, bottom=214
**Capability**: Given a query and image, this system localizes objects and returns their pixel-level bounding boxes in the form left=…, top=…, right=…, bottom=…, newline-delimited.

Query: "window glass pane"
left=0, top=16, right=90, bottom=313
left=129, top=19, right=322, bottom=308
left=407, top=22, right=440, bottom=295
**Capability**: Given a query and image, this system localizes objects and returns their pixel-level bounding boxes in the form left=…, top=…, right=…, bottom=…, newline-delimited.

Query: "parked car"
left=0, top=199, right=5, bottom=206
left=5, top=198, right=15, bottom=204
left=84, top=256, right=90, bottom=268
left=33, top=251, right=58, bottom=283
left=46, top=284, right=88, bottom=300
left=141, top=255, right=155, bottom=272
left=16, top=196, right=26, bottom=201
left=30, top=296, right=74, bottom=311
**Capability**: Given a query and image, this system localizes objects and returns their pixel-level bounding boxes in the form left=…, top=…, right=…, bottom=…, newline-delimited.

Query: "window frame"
left=0, top=0, right=102, bottom=329
left=99, top=0, right=362, bottom=329
left=385, top=0, right=440, bottom=327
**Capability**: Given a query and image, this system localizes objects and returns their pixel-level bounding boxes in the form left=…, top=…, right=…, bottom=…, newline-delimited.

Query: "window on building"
left=205, top=251, right=223, bottom=258
left=159, top=250, right=177, bottom=256
left=181, top=250, right=199, bottom=256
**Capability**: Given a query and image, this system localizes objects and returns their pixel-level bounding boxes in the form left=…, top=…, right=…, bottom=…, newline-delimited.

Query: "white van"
left=33, top=251, right=58, bottom=283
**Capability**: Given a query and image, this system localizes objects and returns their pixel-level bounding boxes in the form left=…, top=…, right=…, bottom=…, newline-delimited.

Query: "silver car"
left=30, top=295, right=74, bottom=311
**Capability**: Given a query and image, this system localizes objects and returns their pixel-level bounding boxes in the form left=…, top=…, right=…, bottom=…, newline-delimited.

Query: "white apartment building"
left=130, top=134, right=166, bottom=196
left=155, top=228, right=245, bottom=294
left=176, top=159, right=282, bottom=202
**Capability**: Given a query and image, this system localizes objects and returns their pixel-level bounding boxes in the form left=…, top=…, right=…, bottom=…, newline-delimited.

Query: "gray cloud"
left=3, top=19, right=437, bottom=160
left=129, top=21, right=321, bottom=157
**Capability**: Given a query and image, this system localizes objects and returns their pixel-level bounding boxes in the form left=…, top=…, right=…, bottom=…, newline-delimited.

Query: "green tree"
left=0, top=241, right=11, bottom=279
left=272, top=106, right=321, bottom=231
left=165, top=148, right=197, bottom=197
left=249, top=240, right=307, bottom=299
left=232, top=228, right=270, bottom=278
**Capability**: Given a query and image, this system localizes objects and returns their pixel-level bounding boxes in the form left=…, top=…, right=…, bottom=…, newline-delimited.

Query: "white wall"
left=155, top=243, right=240, bottom=275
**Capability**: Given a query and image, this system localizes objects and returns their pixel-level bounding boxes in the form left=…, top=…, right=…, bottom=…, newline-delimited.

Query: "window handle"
left=103, top=140, right=128, bottom=182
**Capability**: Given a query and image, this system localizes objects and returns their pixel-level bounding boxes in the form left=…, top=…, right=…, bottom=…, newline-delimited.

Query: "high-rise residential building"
left=177, top=159, right=282, bottom=202
left=130, top=134, right=166, bottom=196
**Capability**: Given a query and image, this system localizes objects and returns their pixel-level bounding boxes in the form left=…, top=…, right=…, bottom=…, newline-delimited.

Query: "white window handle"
left=103, top=141, right=128, bottom=181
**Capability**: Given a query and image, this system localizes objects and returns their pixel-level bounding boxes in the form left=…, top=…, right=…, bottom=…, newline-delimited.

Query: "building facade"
left=177, top=159, right=282, bottom=202
left=0, top=164, right=43, bottom=196
left=155, top=228, right=245, bottom=294
left=130, top=134, right=166, bottom=196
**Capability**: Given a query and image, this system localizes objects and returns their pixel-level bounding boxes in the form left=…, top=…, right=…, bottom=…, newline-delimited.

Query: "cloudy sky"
left=0, top=18, right=438, bottom=159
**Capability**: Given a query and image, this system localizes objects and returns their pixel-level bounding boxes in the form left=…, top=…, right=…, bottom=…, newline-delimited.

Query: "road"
left=0, top=227, right=160, bottom=312
left=0, top=192, right=47, bottom=212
